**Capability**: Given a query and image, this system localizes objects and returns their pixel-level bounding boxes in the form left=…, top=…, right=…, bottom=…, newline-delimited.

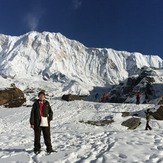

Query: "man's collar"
left=38, top=99, right=46, bottom=103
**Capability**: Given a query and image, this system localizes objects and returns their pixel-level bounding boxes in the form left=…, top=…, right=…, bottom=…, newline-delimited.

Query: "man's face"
left=39, top=94, right=45, bottom=101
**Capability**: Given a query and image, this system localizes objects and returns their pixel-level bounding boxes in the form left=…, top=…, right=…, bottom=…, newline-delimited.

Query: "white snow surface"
left=1, top=98, right=163, bottom=163
left=0, top=31, right=162, bottom=95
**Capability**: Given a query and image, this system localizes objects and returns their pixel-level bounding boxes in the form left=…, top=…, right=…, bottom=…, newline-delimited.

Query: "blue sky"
left=0, top=0, right=163, bottom=57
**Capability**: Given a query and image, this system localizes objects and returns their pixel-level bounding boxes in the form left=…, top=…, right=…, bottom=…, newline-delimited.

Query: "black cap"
left=38, top=91, right=45, bottom=96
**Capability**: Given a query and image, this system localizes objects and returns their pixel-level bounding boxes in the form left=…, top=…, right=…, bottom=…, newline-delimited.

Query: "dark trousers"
left=145, top=121, right=152, bottom=130
left=136, top=98, right=140, bottom=105
left=34, top=126, right=52, bottom=151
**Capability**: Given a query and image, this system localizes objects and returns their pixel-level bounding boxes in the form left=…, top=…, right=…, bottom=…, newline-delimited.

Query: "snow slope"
left=0, top=31, right=162, bottom=95
left=1, top=99, right=163, bottom=163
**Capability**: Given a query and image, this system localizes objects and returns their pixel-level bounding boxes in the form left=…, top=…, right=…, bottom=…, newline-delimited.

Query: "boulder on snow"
left=62, top=94, right=82, bottom=101
left=121, top=117, right=141, bottom=129
left=0, top=87, right=26, bottom=107
left=152, top=106, right=163, bottom=120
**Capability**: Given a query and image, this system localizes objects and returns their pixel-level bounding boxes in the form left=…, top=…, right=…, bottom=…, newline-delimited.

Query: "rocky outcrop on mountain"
left=0, top=87, right=26, bottom=107
left=139, top=66, right=157, bottom=78
left=107, top=66, right=162, bottom=104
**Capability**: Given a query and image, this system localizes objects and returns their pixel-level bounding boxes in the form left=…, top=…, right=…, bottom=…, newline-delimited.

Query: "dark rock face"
left=140, top=68, right=157, bottom=78
left=62, top=94, right=82, bottom=101
left=109, top=95, right=126, bottom=103
left=152, top=106, right=163, bottom=120
left=123, top=86, right=133, bottom=95
left=122, top=112, right=130, bottom=117
left=121, top=117, right=141, bottom=129
left=107, top=65, right=160, bottom=104
left=108, top=76, right=141, bottom=103
left=127, top=77, right=141, bottom=87
left=0, top=87, right=26, bottom=107
left=145, top=77, right=155, bottom=83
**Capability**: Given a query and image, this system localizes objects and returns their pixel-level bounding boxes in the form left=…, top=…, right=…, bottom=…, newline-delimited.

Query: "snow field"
left=0, top=100, right=163, bottom=162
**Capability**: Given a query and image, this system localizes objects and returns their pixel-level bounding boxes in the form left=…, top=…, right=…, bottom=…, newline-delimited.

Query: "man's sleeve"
left=48, top=102, right=53, bottom=121
left=30, top=103, right=35, bottom=125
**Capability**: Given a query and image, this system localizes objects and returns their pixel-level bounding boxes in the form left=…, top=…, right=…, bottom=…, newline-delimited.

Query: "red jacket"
left=136, top=93, right=140, bottom=97
left=102, top=94, right=107, bottom=100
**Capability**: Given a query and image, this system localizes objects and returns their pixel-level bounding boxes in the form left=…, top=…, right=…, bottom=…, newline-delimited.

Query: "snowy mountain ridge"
left=0, top=31, right=162, bottom=94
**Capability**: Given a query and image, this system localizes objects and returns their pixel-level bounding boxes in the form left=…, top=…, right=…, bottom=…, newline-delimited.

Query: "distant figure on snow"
left=30, top=91, right=55, bottom=154
left=145, top=109, right=152, bottom=130
left=136, top=92, right=141, bottom=105
left=102, top=93, right=107, bottom=102
left=95, top=93, right=99, bottom=102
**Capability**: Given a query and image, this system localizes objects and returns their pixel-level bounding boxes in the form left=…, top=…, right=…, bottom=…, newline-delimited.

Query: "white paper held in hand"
left=40, top=116, right=48, bottom=127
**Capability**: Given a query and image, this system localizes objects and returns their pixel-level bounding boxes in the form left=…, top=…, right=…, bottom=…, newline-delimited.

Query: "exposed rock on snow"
left=108, top=66, right=163, bottom=104
left=144, top=76, right=155, bottom=83
left=61, top=94, right=82, bottom=101
left=121, top=117, right=141, bottom=129
left=121, top=112, right=130, bottom=117
left=0, top=87, right=26, bottom=107
left=140, top=66, right=158, bottom=78
left=79, top=119, right=114, bottom=126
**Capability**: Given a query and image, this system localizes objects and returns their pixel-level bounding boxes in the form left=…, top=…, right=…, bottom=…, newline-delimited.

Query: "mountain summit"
left=0, top=31, right=162, bottom=94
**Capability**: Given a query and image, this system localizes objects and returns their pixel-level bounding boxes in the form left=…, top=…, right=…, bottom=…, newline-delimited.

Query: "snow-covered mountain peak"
left=0, top=31, right=162, bottom=94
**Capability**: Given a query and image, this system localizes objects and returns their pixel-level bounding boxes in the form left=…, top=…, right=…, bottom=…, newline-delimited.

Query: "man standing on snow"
left=30, top=91, right=54, bottom=154
left=145, top=109, right=152, bottom=130
left=95, top=93, right=99, bottom=102
left=136, top=92, right=141, bottom=104
left=102, top=93, right=107, bottom=102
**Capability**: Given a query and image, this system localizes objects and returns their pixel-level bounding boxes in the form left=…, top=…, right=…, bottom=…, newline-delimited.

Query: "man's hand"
left=31, top=125, right=34, bottom=129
